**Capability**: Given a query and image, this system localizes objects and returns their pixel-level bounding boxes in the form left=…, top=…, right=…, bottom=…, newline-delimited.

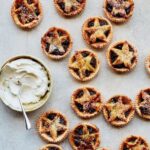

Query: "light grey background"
left=0, top=0, right=150, bottom=149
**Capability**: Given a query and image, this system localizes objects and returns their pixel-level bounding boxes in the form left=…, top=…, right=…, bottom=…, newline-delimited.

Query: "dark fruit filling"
left=27, top=0, right=33, bottom=4
left=111, top=97, right=118, bottom=103
left=74, top=137, right=81, bottom=147
left=57, top=130, right=65, bottom=136
left=88, top=107, right=95, bottom=113
left=59, top=117, right=66, bottom=125
left=47, top=31, right=54, bottom=37
left=113, top=63, right=126, bottom=69
left=77, top=0, right=83, bottom=3
left=90, top=57, right=96, bottom=68
left=87, top=126, right=95, bottom=134
left=62, top=40, right=69, bottom=49
left=50, top=48, right=64, bottom=56
left=115, top=44, right=123, bottom=49
left=75, top=102, right=84, bottom=112
left=75, top=127, right=83, bottom=135
left=125, top=6, right=131, bottom=15
left=96, top=38, right=104, bottom=43
left=110, top=51, right=118, bottom=63
left=82, top=51, right=89, bottom=57
left=106, top=3, right=113, bottom=12
left=140, top=105, right=150, bottom=115
left=88, top=89, right=96, bottom=95
left=45, top=43, right=50, bottom=51
left=128, top=136, right=137, bottom=143
left=104, top=30, right=110, bottom=37
left=48, top=147, right=59, bottom=150
left=84, top=70, right=92, bottom=77
left=58, top=2, right=65, bottom=11
left=115, top=13, right=124, bottom=18
left=88, top=21, right=94, bottom=27
left=76, top=90, right=84, bottom=98
left=100, top=20, right=108, bottom=26
left=125, top=109, right=131, bottom=117
left=35, top=8, right=40, bottom=16
left=47, top=113, right=56, bottom=120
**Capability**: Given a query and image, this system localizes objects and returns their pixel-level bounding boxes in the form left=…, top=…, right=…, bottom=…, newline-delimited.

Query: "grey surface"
left=0, top=0, right=150, bottom=150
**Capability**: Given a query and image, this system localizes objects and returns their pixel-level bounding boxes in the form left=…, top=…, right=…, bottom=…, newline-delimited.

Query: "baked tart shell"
left=36, top=110, right=69, bottom=143
left=82, top=16, right=113, bottom=49
left=68, top=49, right=100, bottom=82
left=41, top=27, right=73, bottom=60
left=71, top=86, right=103, bottom=119
left=106, top=40, right=138, bottom=73
left=135, top=88, right=150, bottom=120
left=53, top=0, right=86, bottom=17
left=103, top=95, right=135, bottom=127
left=11, top=0, right=43, bottom=29
left=104, top=0, right=134, bottom=23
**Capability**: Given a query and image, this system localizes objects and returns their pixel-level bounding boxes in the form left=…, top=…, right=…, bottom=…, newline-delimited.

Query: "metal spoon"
left=11, top=82, right=31, bottom=130
left=18, top=93, right=31, bottom=130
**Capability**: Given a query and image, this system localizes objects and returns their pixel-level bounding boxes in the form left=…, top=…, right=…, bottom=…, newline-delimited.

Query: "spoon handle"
left=18, top=96, right=31, bottom=130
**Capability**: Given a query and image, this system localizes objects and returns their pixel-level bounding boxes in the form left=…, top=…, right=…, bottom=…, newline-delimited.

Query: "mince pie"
left=145, top=55, right=150, bottom=75
left=104, top=0, right=134, bottom=23
left=71, top=87, right=103, bottom=119
left=136, top=88, right=150, bottom=120
left=41, top=27, right=72, bottom=60
left=82, top=17, right=113, bottom=49
left=54, top=0, right=86, bottom=17
left=36, top=110, right=69, bottom=143
left=120, top=135, right=150, bottom=150
left=11, top=0, right=43, bottom=29
left=106, top=40, right=138, bottom=73
left=69, top=123, right=100, bottom=150
left=68, top=49, right=100, bottom=81
left=103, top=95, right=135, bottom=127
left=40, top=144, right=62, bottom=150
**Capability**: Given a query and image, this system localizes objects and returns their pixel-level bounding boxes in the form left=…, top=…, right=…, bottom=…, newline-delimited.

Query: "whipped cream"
left=0, top=58, right=50, bottom=110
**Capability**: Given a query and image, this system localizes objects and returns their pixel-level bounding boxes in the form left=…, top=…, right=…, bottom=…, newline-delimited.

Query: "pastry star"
left=111, top=42, right=134, bottom=68
left=106, top=97, right=131, bottom=122
left=46, top=30, right=67, bottom=53
left=75, top=88, right=100, bottom=111
left=64, top=0, right=80, bottom=12
left=108, top=0, right=131, bottom=16
left=75, top=88, right=96, bottom=104
left=69, top=52, right=95, bottom=79
left=85, top=18, right=111, bottom=43
left=127, top=138, right=148, bottom=150
left=141, top=91, right=150, bottom=103
left=79, top=125, right=98, bottom=148
left=41, top=116, right=66, bottom=140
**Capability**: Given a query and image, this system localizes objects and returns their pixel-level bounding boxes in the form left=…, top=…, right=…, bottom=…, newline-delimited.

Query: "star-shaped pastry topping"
left=107, top=0, right=132, bottom=16
left=85, top=18, right=111, bottom=43
left=71, top=123, right=99, bottom=149
left=64, top=0, right=80, bottom=12
left=41, top=115, right=67, bottom=140
left=126, top=137, right=149, bottom=150
left=105, top=96, right=132, bottom=122
left=45, top=30, right=68, bottom=54
left=111, top=41, right=134, bottom=68
left=69, top=51, right=96, bottom=79
left=74, top=88, right=101, bottom=111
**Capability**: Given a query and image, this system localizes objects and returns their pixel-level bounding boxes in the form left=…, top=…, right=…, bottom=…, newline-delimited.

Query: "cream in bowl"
left=0, top=56, right=52, bottom=112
